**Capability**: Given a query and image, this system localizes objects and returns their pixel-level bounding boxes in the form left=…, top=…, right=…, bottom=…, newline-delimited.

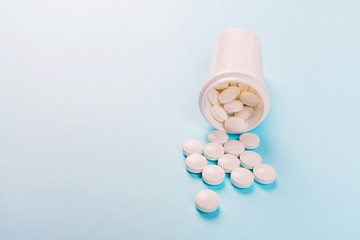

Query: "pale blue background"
left=1, top=0, right=360, bottom=239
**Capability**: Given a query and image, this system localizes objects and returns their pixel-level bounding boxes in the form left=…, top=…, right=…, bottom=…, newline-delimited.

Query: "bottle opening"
left=200, top=79, right=266, bottom=133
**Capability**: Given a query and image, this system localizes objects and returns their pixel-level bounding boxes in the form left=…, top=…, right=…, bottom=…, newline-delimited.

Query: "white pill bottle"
left=199, top=28, right=271, bottom=133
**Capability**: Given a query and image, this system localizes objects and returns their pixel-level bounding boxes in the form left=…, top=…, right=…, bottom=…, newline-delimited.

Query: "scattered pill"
left=223, top=100, right=243, bottom=114
left=218, top=86, right=241, bottom=104
left=234, top=106, right=254, bottom=120
left=224, top=117, right=245, bottom=132
left=208, top=130, right=228, bottom=144
left=202, top=165, right=225, bottom=185
left=185, top=154, right=207, bottom=173
left=215, top=82, right=229, bottom=90
left=210, top=105, right=228, bottom=123
left=240, top=151, right=262, bottom=169
left=240, top=132, right=260, bottom=149
left=195, top=189, right=219, bottom=213
left=230, top=168, right=254, bottom=188
left=223, top=140, right=245, bottom=157
left=207, top=88, right=220, bottom=105
left=182, top=140, right=203, bottom=156
left=253, top=164, right=276, bottom=184
left=240, top=91, right=259, bottom=107
left=218, top=154, right=240, bottom=173
left=203, top=142, right=224, bottom=161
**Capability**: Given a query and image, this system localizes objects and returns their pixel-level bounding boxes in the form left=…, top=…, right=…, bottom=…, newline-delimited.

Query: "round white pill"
left=218, top=86, right=241, bottom=104
left=224, top=117, right=245, bottom=133
left=207, top=88, right=220, bottom=105
left=240, top=91, right=259, bottom=107
left=203, top=142, right=224, bottom=161
left=202, top=165, right=225, bottom=185
left=238, top=83, right=248, bottom=91
left=182, top=140, right=203, bottom=156
left=223, top=100, right=243, bottom=114
left=218, top=154, right=240, bottom=173
left=240, top=132, right=260, bottom=149
left=240, top=151, right=262, bottom=169
left=195, top=189, right=219, bottom=213
left=215, top=82, right=229, bottom=90
left=208, top=130, right=228, bottom=144
left=230, top=168, right=254, bottom=188
left=223, top=140, right=245, bottom=157
left=185, top=154, right=207, bottom=173
left=210, top=105, right=228, bottom=123
left=253, top=164, right=276, bottom=184
left=234, top=106, right=254, bottom=120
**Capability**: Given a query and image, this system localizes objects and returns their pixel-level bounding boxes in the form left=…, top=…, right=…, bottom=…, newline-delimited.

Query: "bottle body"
left=199, top=28, right=270, bottom=133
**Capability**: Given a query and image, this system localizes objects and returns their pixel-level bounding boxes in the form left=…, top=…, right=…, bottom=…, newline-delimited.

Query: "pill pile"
left=207, top=82, right=260, bottom=132
left=183, top=130, right=276, bottom=213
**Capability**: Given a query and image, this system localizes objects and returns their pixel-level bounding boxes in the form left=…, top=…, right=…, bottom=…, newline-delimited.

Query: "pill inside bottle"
left=204, top=82, right=263, bottom=133
left=198, top=28, right=270, bottom=133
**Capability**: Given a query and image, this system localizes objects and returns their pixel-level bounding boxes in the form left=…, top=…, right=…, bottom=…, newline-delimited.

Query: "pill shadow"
left=197, top=207, right=220, bottom=219
left=203, top=180, right=225, bottom=191
left=232, top=183, right=254, bottom=194
left=207, top=160, right=217, bottom=165
left=186, top=170, right=202, bottom=179
left=227, top=133, right=241, bottom=140
left=254, top=180, right=277, bottom=190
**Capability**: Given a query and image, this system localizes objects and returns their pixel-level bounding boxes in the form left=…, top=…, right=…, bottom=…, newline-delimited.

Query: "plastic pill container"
left=199, top=28, right=270, bottom=133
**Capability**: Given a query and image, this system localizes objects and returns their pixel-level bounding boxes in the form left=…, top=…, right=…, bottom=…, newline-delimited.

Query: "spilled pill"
left=240, top=132, right=260, bottom=149
left=230, top=168, right=254, bottom=188
left=224, top=140, right=245, bottom=157
left=208, top=130, right=228, bottom=144
left=240, top=151, right=262, bottom=169
left=195, top=189, right=219, bottom=213
left=203, top=142, right=224, bottom=161
left=202, top=165, right=225, bottom=185
left=253, top=164, right=276, bottom=184
left=182, top=140, right=203, bottom=156
left=185, top=154, right=207, bottom=173
left=218, top=154, right=240, bottom=173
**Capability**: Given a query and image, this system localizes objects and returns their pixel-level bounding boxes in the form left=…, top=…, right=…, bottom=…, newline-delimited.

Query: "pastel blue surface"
left=1, top=0, right=360, bottom=239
